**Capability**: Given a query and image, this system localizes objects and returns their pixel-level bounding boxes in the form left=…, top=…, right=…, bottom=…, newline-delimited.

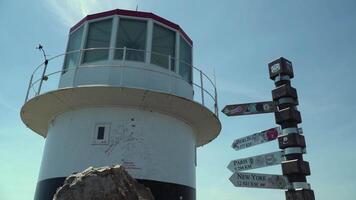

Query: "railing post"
left=168, top=55, right=173, bottom=94
left=120, top=47, right=126, bottom=86
left=24, top=74, right=34, bottom=103
left=214, top=85, right=218, bottom=117
left=72, top=50, right=82, bottom=87
left=122, top=47, right=127, bottom=66
left=214, top=69, right=219, bottom=118
left=37, top=60, right=48, bottom=95
left=200, top=70, right=205, bottom=106
left=168, top=55, right=172, bottom=71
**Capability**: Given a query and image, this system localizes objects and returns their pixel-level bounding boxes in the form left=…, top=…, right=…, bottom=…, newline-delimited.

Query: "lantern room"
left=60, top=9, right=194, bottom=100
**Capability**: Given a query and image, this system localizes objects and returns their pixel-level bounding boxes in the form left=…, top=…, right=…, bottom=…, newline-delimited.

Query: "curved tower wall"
left=36, top=107, right=196, bottom=199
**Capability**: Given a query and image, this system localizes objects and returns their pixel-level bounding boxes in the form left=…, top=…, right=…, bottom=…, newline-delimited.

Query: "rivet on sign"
left=283, top=137, right=288, bottom=144
left=263, top=103, right=271, bottom=111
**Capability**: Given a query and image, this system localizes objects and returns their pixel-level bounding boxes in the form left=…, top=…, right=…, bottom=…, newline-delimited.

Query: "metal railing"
left=24, top=47, right=219, bottom=117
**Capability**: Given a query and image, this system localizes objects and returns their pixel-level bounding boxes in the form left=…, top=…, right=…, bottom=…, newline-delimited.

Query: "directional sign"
left=229, top=172, right=289, bottom=189
left=232, top=127, right=281, bottom=150
left=227, top=151, right=284, bottom=172
left=222, top=101, right=276, bottom=116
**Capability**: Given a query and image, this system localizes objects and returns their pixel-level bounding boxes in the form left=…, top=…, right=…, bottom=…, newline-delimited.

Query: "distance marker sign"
left=227, top=151, right=284, bottom=172
left=232, top=127, right=281, bottom=151
left=231, top=127, right=303, bottom=151
left=229, top=172, right=289, bottom=189
left=222, top=101, right=276, bottom=116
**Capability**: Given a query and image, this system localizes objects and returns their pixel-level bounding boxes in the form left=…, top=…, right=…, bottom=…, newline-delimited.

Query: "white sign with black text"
left=229, top=172, right=289, bottom=189
left=232, top=127, right=281, bottom=151
left=227, top=151, right=284, bottom=172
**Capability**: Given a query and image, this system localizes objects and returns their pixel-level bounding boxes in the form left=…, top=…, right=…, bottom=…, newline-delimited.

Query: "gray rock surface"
left=53, top=165, right=155, bottom=200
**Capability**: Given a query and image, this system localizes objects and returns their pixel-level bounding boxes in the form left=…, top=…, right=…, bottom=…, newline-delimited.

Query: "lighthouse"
left=21, top=9, right=221, bottom=200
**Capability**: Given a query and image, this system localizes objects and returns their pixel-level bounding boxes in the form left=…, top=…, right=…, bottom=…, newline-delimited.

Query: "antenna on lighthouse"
left=36, top=44, right=48, bottom=60
left=36, top=44, right=49, bottom=95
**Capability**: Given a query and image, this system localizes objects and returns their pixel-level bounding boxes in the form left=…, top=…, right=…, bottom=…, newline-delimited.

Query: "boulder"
left=53, top=165, right=155, bottom=200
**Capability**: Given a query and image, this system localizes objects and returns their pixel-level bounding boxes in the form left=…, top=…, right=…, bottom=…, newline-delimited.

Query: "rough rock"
left=53, top=165, right=155, bottom=200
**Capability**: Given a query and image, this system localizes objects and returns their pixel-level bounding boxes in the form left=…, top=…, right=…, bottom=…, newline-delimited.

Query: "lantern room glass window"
left=179, top=37, right=192, bottom=83
left=63, top=26, right=84, bottom=73
left=83, top=19, right=113, bottom=63
left=151, top=23, right=175, bottom=70
left=115, top=18, right=147, bottom=62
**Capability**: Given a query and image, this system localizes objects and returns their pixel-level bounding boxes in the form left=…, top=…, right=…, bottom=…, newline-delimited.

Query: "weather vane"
left=36, top=44, right=49, bottom=94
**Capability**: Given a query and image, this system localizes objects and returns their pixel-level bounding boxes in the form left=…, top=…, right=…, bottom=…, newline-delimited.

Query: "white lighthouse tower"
left=21, top=9, right=221, bottom=200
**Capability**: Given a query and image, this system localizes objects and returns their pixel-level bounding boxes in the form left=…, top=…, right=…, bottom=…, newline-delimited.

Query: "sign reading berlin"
left=232, top=127, right=281, bottom=151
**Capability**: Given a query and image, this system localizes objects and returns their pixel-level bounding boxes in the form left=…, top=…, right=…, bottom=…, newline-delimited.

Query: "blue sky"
left=1, top=0, right=356, bottom=199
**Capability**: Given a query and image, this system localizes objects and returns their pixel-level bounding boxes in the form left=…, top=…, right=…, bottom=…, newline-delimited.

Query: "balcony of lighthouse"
left=22, top=10, right=219, bottom=146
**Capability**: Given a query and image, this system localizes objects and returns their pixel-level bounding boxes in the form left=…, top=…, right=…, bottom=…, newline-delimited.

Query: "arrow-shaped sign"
left=227, top=151, right=284, bottom=172
left=222, top=101, right=276, bottom=116
left=232, top=127, right=281, bottom=150
left=231, top=127, right=303, bottom=151
left=229, top=172, right=289, bottom=189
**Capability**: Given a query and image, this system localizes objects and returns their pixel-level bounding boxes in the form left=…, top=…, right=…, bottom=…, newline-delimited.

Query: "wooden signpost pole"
left=268, top=57, right=315, bottom=200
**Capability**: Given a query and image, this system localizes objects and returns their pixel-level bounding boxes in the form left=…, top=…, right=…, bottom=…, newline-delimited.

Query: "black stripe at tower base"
left=34, top=177, right=196, bottom=200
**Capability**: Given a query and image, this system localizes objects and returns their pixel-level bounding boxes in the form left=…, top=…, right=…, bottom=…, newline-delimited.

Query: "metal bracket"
left=274, top=74, right=291, bottom=83
left=288, top=182, right=311, bottom=190
left=282, top=127, right=303, bottom=135
left=283, top=147, right=307, bottom=156
left=277, top=97, right=298, bottom=106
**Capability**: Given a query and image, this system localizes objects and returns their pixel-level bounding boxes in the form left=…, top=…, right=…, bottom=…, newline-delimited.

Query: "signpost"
left=269, top=57, right=315, bottom=200
left=227, top=151, right=284, bottom=172
left=224, top=57, right=315, bottom=200
left=229, top=172, right=289, bottom=189
left=222, top=101, right=276, bottom=116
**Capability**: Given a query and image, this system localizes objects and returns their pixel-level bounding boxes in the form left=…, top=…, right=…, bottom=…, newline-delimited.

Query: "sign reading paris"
left=227, top=151, right=284, bottom=172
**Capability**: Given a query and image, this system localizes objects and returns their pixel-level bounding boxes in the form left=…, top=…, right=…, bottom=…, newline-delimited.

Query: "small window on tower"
left=92, top=123, right=110, bottom=145
left=97, top=126, right=105, bottom=140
